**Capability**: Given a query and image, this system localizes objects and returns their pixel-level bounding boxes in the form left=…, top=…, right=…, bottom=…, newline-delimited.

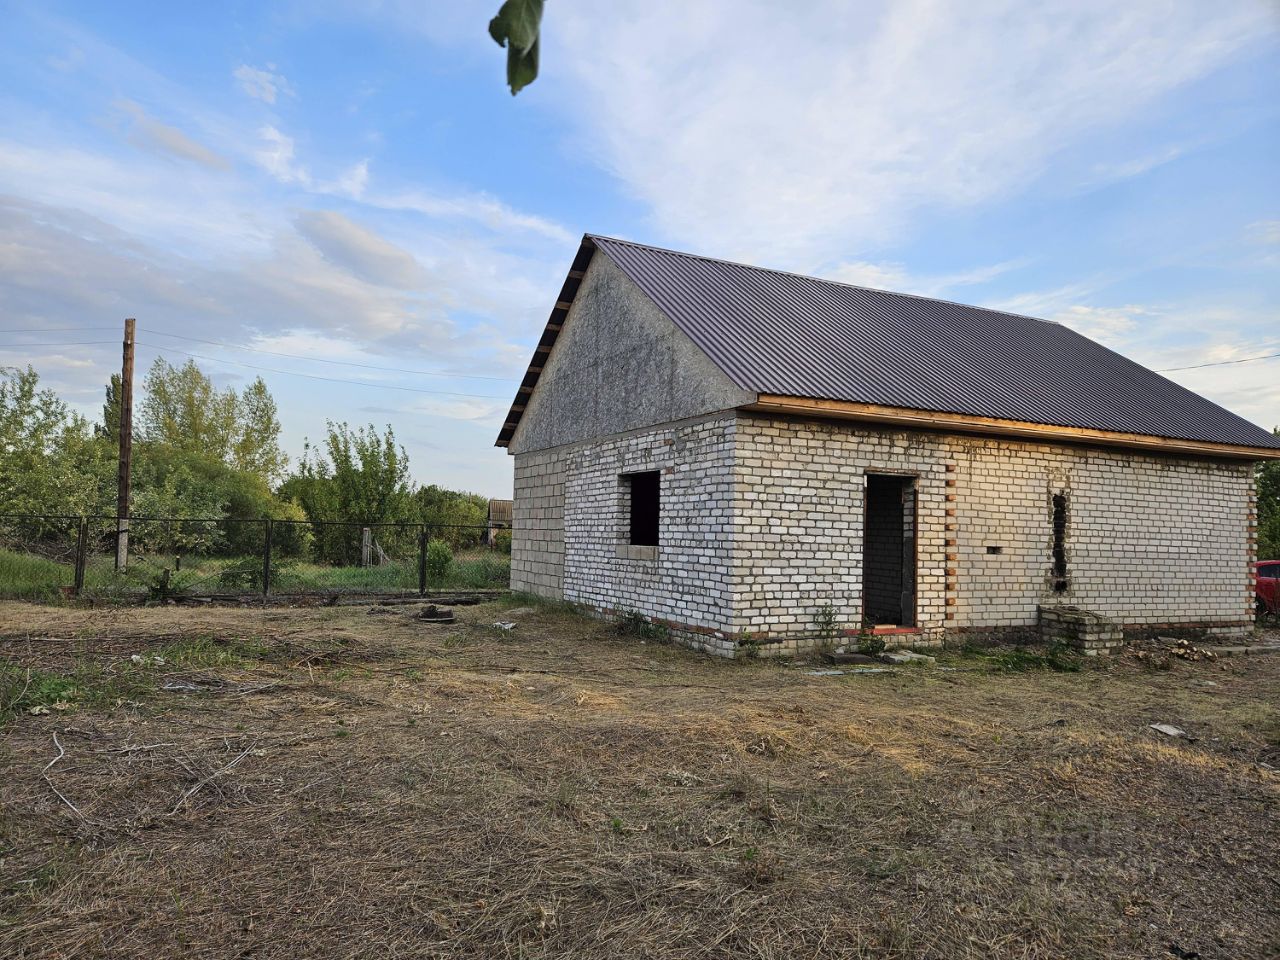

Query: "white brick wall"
left=511, top=412, right=1255, bottom=654
left=732, top=416, right=951, bottom=643
left=511, top=450, right=566, bottom=598
left=736, top=414, right=1252, bottom=642
left=560, top=417, right=737, bottom=635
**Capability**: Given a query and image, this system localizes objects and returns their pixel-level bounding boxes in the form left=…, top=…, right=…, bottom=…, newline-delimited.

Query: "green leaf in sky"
left=488, top=0, right=544, bottom=95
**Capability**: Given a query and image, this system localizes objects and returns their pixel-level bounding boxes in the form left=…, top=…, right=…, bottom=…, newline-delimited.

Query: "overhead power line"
left=133, top=342, right=511, bottom=400
left=1157, top=351, right=1280, bottom=372
left=0, top=340, right=119, bottom=349
left=142, top=329, right=518, bottom=382
left=0, top=326, right=118, bottom=334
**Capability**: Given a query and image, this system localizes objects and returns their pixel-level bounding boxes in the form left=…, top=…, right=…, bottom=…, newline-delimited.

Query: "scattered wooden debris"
left=1165, top=638, right=1219, bottom=662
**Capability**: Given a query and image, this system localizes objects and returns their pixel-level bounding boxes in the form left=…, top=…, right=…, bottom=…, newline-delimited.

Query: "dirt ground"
left=0, top=599, right=1276, bottom=960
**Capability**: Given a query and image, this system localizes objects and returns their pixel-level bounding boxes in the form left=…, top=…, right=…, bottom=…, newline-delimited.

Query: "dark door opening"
left=863, top=474, right=917, bottom=627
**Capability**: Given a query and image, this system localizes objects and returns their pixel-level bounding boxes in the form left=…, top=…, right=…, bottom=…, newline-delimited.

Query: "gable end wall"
left=506, top=253, right=754, bottom=455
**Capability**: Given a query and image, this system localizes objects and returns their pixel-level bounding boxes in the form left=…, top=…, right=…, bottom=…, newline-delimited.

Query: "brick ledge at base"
left=579, top=605, right=941, bottom=659
left=577, top=602, right=1253, bottom=660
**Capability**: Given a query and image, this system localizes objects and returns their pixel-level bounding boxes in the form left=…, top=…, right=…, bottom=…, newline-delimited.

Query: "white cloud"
left=988, top=283, right=1153, bottom=344
left=333, top=159, right=369, bottom=199
left=1049, top=304, right=1150, bottom=343
left=295, top=209, right=426, bottom=289
left=1247, top=220, right=1280, bottom=245
left=1084, top=145, right=1186, bottom=185
left=406, top=397, right=508, bottom=422
left=114, top=99, right=229, bottom=170
left=250, top=127, right=569, bottom=244
left=0, top=140, right=273, bottom=256
left=255, top=125, right=309, bottom=185
left=369, top=188, right=574, bottom=245
left=550, top=0, right=1276, bottom=268
left=985, top=282, right=1280, bottom=428
left=824, top=257, right=1027, bottom=297
left=234, top=64, right=293, bottom=104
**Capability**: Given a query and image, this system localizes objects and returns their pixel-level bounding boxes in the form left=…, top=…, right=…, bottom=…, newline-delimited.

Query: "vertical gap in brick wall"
left=1051, top=492, right=1069, bottom=593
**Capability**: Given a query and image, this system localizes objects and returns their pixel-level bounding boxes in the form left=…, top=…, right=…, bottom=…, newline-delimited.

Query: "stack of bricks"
left=1039, top=604, right=1125, bottom=655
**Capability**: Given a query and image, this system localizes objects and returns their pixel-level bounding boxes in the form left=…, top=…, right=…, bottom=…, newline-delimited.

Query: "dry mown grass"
left=0, top=599, right=1276, bottom=959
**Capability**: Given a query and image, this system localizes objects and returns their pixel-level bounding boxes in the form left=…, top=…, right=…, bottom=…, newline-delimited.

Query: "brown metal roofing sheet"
left=586, top=235, right=1280, bottom=451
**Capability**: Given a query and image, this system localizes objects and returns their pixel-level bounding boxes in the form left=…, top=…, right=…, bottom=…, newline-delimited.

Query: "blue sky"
left=1, top=1, right=1277, bottom=497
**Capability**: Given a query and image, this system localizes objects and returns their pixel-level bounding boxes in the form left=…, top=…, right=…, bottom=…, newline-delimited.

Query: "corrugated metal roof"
left=496, top=234, right=1280, bottom=452
left=588, top=235, right=1280, bottom=451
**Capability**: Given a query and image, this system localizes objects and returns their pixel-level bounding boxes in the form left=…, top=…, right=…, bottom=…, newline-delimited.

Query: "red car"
left=1256, top=560, right=1280, bottom=615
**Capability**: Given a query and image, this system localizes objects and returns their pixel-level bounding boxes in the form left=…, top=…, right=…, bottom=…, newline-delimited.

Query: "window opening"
left=624, top=471, right=660, bottom=546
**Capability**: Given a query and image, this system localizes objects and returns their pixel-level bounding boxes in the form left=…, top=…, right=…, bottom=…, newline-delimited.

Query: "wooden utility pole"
left=115, top=318, right=135, bottom=571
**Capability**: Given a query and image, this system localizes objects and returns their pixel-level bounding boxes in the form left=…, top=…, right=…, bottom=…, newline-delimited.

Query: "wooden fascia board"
left=746, top=394, right=1280, bottom=461
left=496, top=236, right=598, bottom=448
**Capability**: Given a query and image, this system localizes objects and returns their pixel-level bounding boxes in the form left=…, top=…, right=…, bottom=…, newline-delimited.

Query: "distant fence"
left=0, top=514, right=511, bottom=601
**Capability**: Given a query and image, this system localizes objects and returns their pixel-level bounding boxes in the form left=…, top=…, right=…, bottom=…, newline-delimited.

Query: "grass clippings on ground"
left=0, top=598, right=1276, bottom=959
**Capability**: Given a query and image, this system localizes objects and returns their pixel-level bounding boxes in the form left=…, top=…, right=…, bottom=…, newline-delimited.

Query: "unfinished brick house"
left=497, top=235, right=1280, bottom=656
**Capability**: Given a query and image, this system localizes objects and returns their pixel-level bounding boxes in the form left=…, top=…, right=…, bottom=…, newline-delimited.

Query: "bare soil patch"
left=1, top=600, right=1277, bottom=959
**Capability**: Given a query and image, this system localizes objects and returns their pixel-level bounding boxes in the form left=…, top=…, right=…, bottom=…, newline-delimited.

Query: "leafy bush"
left=219, top=556, right=295, bottom=591
left=126, top=564, right=196, bottom=600
left=425, top=539, right=453, bottom=581
left=616, top=610, right=668, bottom=642
left=814, top=602, right=839, bottom=644
left=493, top=529, right=512, bottom=555
left=856, top=630, right=887, bottom=656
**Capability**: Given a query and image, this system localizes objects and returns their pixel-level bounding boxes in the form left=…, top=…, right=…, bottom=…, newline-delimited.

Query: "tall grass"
left=0, top=546, right=510, bottom=600
left=0, top=549, right=70, bottom=601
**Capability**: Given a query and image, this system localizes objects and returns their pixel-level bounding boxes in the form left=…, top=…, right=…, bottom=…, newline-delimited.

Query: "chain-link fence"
left=0, top=515, right=511, bottom=601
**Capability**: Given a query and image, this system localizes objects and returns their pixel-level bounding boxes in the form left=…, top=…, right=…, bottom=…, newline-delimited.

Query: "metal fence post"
left=73, top=517, right=88, bottom=596
left=262, top=517, right=273, bottom=598
left=418, top=526, right=428, bottom=596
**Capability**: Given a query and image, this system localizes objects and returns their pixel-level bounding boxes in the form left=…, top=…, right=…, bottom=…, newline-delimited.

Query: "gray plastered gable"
left=507, top=253, right=755, bottom=455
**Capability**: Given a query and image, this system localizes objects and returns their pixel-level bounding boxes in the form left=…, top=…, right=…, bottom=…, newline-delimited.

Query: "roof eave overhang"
left=495, top=236, right=597, bottom=449
left=747, top=395, right=1280, bottom=461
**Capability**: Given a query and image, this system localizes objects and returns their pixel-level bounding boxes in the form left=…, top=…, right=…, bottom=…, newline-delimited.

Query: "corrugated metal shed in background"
left=487, top=499, right=513, bottom=527
left=496, top=234, right=1280, bottom=452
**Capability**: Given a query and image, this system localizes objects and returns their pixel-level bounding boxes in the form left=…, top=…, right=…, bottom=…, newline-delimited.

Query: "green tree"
left=281, top=425, right=412, bottom=564
left=139, top=358, right=239, bottom=461
left=137, top=360, right=286, bottom=486
left=413, top=484, right=487, bottom=548
left=97, top=373, right=123, bottom=446
left=0, top=366, right=111, bottom=518
left=1257, top=428, right=1280, bottom=561
left=322, top=422, right=411, bottom=526
left=233, top=377, right=288, bottom=483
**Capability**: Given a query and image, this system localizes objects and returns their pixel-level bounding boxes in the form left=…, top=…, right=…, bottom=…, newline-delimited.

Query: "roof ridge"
left=586, top=232, right=1063, bottom=328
